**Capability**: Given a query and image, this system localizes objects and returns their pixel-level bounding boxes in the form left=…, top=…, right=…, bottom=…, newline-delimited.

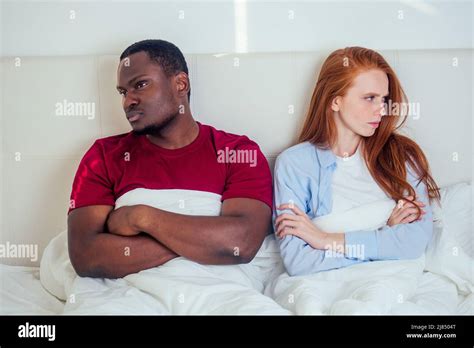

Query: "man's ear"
left=174, top=72, right=190, bottom=99
left=331, top=96, right=342, bottom=112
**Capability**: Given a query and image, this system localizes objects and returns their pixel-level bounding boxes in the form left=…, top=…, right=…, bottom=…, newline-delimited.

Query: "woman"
left=274, top=47, right=440, bottom=276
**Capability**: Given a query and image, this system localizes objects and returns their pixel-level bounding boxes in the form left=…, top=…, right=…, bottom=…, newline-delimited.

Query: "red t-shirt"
left=68, top=122, right=272, bottom=214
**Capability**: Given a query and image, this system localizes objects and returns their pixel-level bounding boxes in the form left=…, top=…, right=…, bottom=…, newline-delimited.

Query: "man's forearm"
left=136, top=205, right=250, bottom=265
left=72, top=232, right=178, bottom=278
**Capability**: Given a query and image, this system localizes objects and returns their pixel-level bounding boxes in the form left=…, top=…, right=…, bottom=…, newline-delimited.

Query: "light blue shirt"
left=273, top=141, right=434, bottom=276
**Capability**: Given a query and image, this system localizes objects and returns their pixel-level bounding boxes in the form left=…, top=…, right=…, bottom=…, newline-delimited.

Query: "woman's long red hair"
left=299, top=47, right=440, bottom=213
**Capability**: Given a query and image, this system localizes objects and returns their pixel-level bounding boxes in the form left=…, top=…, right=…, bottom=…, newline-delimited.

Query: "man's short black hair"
left=120, top=39, right=190, bottom=100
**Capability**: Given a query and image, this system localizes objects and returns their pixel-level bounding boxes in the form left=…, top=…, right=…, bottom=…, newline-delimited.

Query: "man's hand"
left=107, top=205, right=144, bottom=237
left=133, top=198, right=271, bottom=265
left=68, top=205, right=179, bottom=278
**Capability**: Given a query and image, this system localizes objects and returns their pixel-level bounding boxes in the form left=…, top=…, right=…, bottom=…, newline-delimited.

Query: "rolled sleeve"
left=345, top=230, right=379, bottom=260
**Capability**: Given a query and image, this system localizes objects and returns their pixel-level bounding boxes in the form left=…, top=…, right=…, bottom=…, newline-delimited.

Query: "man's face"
left=116, top=51, right=180, bottom=135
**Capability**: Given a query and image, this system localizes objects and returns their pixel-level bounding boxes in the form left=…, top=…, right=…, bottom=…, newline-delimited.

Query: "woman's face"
left=332, top=69, right=389, bottom=138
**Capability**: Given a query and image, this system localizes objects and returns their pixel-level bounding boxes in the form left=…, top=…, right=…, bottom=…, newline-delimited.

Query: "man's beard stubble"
left=132, top=111, right=179, bottom=136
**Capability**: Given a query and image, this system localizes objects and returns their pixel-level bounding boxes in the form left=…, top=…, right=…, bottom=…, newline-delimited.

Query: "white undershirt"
left=331, top=144, right=389, bottom=214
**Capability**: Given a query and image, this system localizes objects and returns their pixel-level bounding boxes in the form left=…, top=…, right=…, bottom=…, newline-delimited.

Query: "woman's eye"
left=365, top=96, right=375, bottom=101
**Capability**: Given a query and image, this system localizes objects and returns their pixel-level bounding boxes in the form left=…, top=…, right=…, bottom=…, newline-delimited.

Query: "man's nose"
left=123, top=92, right=139, bottom=111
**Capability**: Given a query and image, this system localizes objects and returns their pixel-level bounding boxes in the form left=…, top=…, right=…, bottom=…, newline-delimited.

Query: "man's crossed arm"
left=67, top=198, right=271, bottom=278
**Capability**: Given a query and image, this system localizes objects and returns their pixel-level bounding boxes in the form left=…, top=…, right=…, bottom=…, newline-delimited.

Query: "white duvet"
left=40, top=189, right=289, bottom=315
left=265, top=190, right=473, bottom=315
left=38, top=185, right=473, bottom=315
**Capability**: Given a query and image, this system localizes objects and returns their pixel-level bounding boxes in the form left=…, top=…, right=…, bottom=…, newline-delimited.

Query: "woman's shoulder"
left=275, top=141, right=321, bottom=171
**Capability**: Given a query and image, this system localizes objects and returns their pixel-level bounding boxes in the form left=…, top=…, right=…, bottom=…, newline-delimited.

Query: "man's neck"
left=146, top=113, right=199, bottom=150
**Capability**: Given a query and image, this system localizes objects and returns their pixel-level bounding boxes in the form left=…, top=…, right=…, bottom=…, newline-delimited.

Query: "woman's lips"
left=368, top=122, right=380, bottom=128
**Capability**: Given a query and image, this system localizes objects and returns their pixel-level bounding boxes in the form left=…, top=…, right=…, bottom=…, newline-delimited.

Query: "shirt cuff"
left=345, top=230, right=378, bottom=260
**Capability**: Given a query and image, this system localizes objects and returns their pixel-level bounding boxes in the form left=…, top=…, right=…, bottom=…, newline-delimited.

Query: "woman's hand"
left=275, top=203, right=330, bottom=250
left=387, top=196, right=426, bottom=227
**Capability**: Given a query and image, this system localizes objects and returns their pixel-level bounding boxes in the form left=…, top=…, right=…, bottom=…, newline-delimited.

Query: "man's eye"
left=118, top=90, right=126, bottom=96
left=136, top=81, right=148, bottom=89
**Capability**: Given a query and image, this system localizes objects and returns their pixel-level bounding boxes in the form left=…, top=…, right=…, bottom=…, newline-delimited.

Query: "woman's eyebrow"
left=362, top=92, right=389, bottom=97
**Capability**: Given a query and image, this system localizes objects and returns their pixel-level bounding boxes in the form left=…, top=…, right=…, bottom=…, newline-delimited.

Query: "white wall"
left=0, top=1, right=472, bottom=266
left=0, top=49, right=472, bottom=267
left=1, top=0, right=472, bottom=57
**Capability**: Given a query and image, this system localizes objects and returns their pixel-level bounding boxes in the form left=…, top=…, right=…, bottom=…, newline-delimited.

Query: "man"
left=66, top=40, right=286, bottom=314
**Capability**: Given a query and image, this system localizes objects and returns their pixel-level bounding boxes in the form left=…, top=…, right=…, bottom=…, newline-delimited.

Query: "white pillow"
left=424, top=181, right=473, bottom=295
left=312, top=199, right=395, bottom=233
left=438, top=182, right=473, bottom=258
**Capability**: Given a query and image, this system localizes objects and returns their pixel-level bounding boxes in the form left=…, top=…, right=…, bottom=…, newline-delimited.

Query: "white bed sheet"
left=1, top=182, right=471, bottom=315
left=0, top=263, right=471, bottom=315
left=395, top=271, right=472, bottom=315
left=0, top=264, right=64, bottom=315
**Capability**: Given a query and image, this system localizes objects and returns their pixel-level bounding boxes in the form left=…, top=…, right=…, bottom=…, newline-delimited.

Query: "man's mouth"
left=127, top=112, right=143, bottom=123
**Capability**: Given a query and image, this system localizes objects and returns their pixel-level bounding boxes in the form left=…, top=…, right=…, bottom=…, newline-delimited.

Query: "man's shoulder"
left=91, top=131, right=135, bottom=150
left=202, top=123, right=261, bottom=150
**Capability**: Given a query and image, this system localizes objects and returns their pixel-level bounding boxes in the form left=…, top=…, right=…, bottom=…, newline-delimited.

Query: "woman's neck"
left=332, top=128, right=362, bottom=157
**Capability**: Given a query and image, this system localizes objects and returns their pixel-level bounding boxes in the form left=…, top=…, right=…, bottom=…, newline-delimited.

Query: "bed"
left=0, top=49, right=472, bottom=315
left=1, top=182, right=472, bottom=315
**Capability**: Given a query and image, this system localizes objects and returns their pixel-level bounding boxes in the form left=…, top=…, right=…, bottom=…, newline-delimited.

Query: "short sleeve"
left=68, top=141, right=115, bottom=214
left=221, top=142, right=273, bottom=209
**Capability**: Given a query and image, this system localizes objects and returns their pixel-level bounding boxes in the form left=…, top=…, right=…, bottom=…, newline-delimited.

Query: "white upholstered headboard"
left=1, top=49, right=472, bottom=265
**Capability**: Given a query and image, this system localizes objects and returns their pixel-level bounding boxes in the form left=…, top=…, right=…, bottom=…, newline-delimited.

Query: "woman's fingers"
left=276, top=219, right=298, bottom=235
left=277, top=226, right=299, bottom=239
left=389, top=198, right=426, bottom=226
left=277, top=230, right=290, bottom=239
left=398, top=206, right=418, bottom=216
left=275, top=213, right=299, bottom=227
left=396, top=206, right=426, bottom=224
left=396, top=200, right=425, bottom=213
left=399, top=207, right=420, bottom=220
left=413, top=200, right=425, bottom=207
left=400, top=209, right=425, bottom=224
left=277, top=203, right=305, bottom=216
left=391, top=204, right=407, bottom=219
left=398, top=195, right=425, bottom=205
left=400, top=215, right=417, bottom=224
left=398, top=196, right=414, bottom=207
left=275, top=203, right=311, bottom=239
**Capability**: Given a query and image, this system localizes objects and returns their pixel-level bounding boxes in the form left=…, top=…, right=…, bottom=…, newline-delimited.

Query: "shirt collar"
left=315, top=146, right=337, bottom=168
